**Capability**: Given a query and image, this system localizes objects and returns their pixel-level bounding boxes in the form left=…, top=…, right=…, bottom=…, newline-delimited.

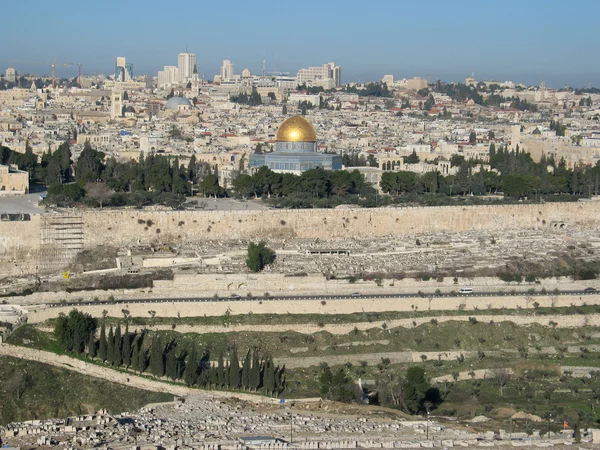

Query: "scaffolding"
left=40, top=215, right=84, bottom=273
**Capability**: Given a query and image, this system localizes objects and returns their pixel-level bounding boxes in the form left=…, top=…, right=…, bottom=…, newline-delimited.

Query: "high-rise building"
left=158, top=66, right=179, bottom=89
left=220, top=60, right=234, bottom=82
left=178, top=52, right=196, bottom=84
left=297, top=62, right=341, bottom=87
left=328, top=62, right=341, bottom=87
left=5, top=68, right=17, bottom=84
left=115, top=57, right=133, bottom=82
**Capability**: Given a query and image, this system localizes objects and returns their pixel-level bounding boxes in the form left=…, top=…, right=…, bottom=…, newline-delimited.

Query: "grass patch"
left=0, top=356, right=172, bottom=425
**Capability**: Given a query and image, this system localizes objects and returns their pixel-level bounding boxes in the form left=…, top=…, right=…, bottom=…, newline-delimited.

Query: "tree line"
left=379, top=144, right=600, bottom=199
left=43, top=142, right=224, bottom=207
left=232, top=166, right=376, bottom=202
left=54, top=310, right=285, bottom=395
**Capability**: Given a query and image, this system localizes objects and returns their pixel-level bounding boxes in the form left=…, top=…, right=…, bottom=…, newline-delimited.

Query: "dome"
left=276, top=115, right=317, bottom=142
left=165, top=96, right=192, bottom=110
left=124, top=106, right=136, bottom=113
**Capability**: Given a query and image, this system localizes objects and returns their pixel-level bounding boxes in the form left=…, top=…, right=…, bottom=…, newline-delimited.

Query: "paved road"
left=0, top=191, right=46, bottom=214
left=48, top=289, right=598, bottom=308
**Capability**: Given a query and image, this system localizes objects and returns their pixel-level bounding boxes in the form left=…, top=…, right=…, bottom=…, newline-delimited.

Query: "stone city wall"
left=1, top=201, right=599, bottom=277
left=26, top=293, right=600, bottom=324
left=0, top=214, right=41, bottom=278
left=82, top=202, right=599, bottom=247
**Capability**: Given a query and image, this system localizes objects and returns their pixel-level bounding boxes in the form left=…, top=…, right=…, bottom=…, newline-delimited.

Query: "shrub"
left=525, top=274, right=536, bottom=283
left=246, top=241, right=276, bottom=272
left=468, top=317, right=478, bottom=325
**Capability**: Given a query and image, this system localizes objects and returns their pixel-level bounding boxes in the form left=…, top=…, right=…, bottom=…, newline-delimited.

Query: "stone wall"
left=2, top=201, right=600, bottom=277
left=82, top=202, right=599, bottom=247
left=26, top=293, right=599, bottom=323
left=0, top=215, right=41, bottom=278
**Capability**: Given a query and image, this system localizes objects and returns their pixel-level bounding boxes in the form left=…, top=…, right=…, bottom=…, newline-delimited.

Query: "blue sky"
left=2, top=0, right=599, bottom=87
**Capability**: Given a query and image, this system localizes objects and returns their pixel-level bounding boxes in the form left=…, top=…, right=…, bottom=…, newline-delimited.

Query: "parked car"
left=352, top=292, right=361, bottom=297
left=584, top=287, right=597, bottom=293
left=230, top=294, right=241, bottom=299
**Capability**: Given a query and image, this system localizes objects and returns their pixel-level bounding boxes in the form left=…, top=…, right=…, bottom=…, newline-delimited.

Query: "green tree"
left=246, top=241, right=276, bottom=272
left=241, top=349, right=251, bottom=390
left=113, top=325, right=122, bottom=367
left=469, top=131, right=477, bottom=144
left=404, top=150, right=420, bottom=164
left=184, top=345, right=199, bottom=386
left=250, top=348, right=261, bottom=391
left=99, top=323, right=107, bottom=362
left=403, top=366, right=436, bottom=414
left=263, top=357, right=275, bottom=396
left=54, top=309, right=97, bottom=353
left=75, top=144, right=105, bottom=184
left=122, top=324, right=131, bottom=368
left=217, top=351, right=225, bottom=388
left=149, top=334, right=164, bottom=377
left=165, top=343, right=178, bottom=380
left=107, top=326, right=114, bottom=365
left=137, top=333, right=148, bottom=373
left=229, top=347, right=240, bottom=389
left=87, top=332, right=97, bottom=359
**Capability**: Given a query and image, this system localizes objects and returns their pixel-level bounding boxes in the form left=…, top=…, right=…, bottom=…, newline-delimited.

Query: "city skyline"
left=1, top=0, right=600, bottom=88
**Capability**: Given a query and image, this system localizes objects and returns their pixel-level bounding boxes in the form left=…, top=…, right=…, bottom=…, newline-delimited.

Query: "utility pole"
left=290, top=413, right=293, bottom=444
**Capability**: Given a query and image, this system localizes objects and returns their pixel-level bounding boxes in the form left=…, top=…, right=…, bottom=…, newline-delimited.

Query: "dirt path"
left=0, top=343, right=279, bottom=404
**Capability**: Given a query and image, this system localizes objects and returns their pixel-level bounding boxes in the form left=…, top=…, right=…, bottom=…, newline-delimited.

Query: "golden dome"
left=275, top=115, right=317, bottom=142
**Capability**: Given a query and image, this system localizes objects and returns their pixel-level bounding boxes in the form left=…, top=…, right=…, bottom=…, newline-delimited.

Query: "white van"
left=459, top=287, right=473, bottom=294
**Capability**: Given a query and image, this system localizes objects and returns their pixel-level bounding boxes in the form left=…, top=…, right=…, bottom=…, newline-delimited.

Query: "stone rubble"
left=1, top=395, right=597, bottom=449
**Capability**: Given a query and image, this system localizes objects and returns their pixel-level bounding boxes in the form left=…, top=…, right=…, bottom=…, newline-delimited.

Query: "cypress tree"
left=229, top=347, right=240, bottom=390
left=225, top=361, right=231, bottom=389
left=122, top=324, right=131, bottom=368
left=250, top=348, right=261, bottom=391
left=87, top=332, right=96, bottom=359
left=99, top=323, right=107, bottom=362
left=138, top=347, right=148, bottom=374
left=137, top=332, right=148, bottom=373
left=114, top=325, right=122, bottom=367
left=149, top=334, right=165, bottom=377
left=165, top=344, right=178, bottom=380
left=263, top=357, right=275, bottom=396
left=217, top=352, right=225, bottom=388
left=130, top=334, right=139, bottom=372
left=241, top=349, right=251, bottom=390
left=107, top=326, right=114, bottom=365
left=183, top=345, right=199, bottom=386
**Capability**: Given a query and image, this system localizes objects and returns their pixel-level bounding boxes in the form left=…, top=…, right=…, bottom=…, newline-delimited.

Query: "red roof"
left=201, top=132, right=212, bottom=136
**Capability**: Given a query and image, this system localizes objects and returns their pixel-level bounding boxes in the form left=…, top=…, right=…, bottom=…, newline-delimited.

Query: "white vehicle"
left=459, top=287, right=473, bottom=294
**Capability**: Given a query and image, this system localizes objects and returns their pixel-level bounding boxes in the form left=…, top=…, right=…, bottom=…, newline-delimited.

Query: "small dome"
left=276, top=115, right=317, bottom=142
left=165, top=96, right=192, bottom=110
left=124, top=106, right=136, bottom=113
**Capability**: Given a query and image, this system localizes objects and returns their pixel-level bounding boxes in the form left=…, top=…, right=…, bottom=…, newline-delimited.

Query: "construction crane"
left=1, top=59, right=74, bottom=87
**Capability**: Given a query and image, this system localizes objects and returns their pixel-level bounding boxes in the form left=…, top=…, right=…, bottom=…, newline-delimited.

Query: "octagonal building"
left=249, top=115, right=342, bottom=173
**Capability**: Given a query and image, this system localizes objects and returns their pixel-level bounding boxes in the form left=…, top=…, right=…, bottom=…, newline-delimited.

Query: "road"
left=47, top=289, right=598, bottom=308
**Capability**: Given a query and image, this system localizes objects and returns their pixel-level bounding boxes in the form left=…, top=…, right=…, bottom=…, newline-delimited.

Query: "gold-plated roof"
left=275, top=115, right=317, bottom=142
